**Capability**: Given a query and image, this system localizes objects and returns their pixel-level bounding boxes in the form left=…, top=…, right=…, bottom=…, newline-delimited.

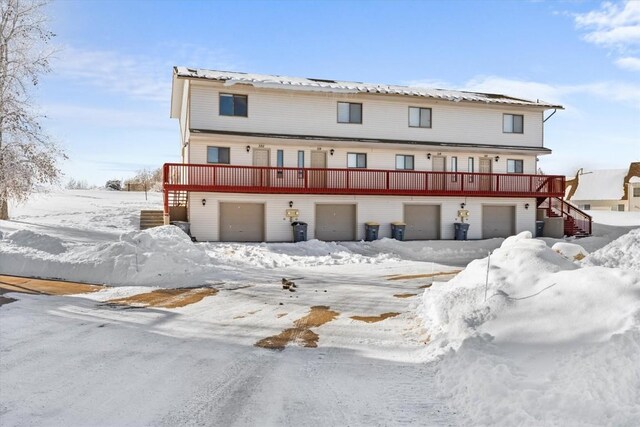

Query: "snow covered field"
left=1, top=190, right=639, bottom=426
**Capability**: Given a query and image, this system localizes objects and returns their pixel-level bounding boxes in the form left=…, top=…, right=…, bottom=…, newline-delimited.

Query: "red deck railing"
left=163, top=163, right=565, bottom=198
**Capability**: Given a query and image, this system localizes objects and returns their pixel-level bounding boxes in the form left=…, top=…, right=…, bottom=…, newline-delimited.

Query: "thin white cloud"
left=42, top=103, right=175, bottom=130
left=461, top=76, right=640, bottom=108
left=52, top=45, right=239, bottom=102
left=574, top=1, right=640, bottom=49
left=615, top=56, right=640, bottom=71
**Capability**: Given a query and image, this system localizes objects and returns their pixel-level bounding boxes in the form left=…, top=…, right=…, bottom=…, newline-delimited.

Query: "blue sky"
left=40, top=0, right=639, bottom=185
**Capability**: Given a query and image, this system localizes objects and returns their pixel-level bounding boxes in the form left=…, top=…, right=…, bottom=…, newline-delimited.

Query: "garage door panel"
left=404, top=204, right=440, bottom=240
left=220, top=203, right=264, bottom=242
left=315, top=204, right=356, bottom=241
left=482, top=205, right=515, bottom=239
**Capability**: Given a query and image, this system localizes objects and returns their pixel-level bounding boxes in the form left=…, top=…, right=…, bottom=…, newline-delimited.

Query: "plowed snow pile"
left=583, top=227, right=640, bottom=271
left=0, top=226, right=212, bottom=287
left=419, top=231, right=640, bottom=426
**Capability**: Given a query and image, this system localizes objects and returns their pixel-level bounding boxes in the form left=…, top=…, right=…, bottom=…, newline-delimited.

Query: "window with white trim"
left=503, top=114, right=524, bottom=133
left=408, top=107, right=432, bottom=128
left=297, top=150, right=304, bottom=178
left=337, top=102, right=362, bottom=123
left=276, top=149, right=284, bottom=178
left=451, top=156, right=458, bottom=182
left=507, top=159, right=524, bottom=174
left=219, top=93, right=248, bottom=117
left=347, top=153, right=367, bottom=168
left=207, top=146, right=230, bottom=164
left=395, top=154, right=414, bottom=170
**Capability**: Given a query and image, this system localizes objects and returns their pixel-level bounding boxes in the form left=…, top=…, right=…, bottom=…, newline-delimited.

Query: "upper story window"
left=633, top=187, right=640, bottom=197
left=219, top=93, right=248, bottom=117
left=347, top=152, right=367, bottom=168
left=507, top=159, right=524, bottom=174
left=503, top=114, right=523, bottom=133
left=207, top=146, right=230, bottom=164
left=338, top=102, right=362, bottom=124
left=396, top=154, right=414, bottom=170
left=409, top=107, right=432, bottom=128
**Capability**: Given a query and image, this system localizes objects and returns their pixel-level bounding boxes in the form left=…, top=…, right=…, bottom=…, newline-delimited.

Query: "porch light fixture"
left=289, top=201, right=294, bottom=208
left=525, top=203, right=530, bottom=210
left=495, top=156, right=500, bottom=162
left=246, top=145, right=251, bottom=152
left=460, top=203, right=466, bottom=209
left=427, top=153, right=431, bottom=160
left=202, top=199, right=207, bottom=206
left=330, top=149, right=335, bottom=156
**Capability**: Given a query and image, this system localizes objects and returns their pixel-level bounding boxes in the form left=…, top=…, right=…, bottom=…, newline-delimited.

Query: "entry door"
left=479, top=157, right=492, bottom=192
left=432, top=155, right=446, bottom=190
left=309, top=151, right=327, bottom=188
left=253, top=148, right=270, bottom=187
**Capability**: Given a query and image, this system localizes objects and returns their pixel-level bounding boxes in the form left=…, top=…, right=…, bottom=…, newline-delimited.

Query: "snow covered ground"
left=1, top=189, right=639, bottom=426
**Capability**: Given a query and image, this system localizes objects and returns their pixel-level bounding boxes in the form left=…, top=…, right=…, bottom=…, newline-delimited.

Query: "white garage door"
left=315, top=204, right=356, bottom=241
left=404, top=204, right=441, bottom=240
left=482, top=205, right=515, bottom=239
left=220, top=203, right=265, bottom=242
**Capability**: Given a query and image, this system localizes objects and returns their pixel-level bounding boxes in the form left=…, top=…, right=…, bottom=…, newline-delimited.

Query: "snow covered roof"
left=571, top=169, right=627, bottom=201
left=173, top=67, right=563, bottom=109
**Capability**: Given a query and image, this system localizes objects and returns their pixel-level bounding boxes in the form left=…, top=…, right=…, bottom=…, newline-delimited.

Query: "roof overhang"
left=189, top=129, right=553, bottom=155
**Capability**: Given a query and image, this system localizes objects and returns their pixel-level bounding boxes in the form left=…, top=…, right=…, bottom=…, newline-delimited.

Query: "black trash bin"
left=364, top=222, right=380, bottom=242
left=535, top=220, right=545, bottom=238
left=291, top=221, right=308, bottom=243
left=170, top=221, right=191, bottom=236
left=390, top=222, right=406, bottom=241
left=454, top=222, right=470, bottom=241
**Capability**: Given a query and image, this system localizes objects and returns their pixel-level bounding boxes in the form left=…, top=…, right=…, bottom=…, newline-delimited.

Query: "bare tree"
left=0, top=0, right=66, bottom=220
left=134, top=168, right=153, bottom=200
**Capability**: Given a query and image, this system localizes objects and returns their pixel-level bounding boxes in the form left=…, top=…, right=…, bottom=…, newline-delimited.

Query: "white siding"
left=189, top=82, right=545, bottom=149
left=188, top=136, right=538, bottom=174
left=189, top=192, right=536, bottom=242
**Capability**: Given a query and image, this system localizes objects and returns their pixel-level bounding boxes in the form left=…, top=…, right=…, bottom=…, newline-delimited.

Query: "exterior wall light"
left=202, top=199, right=206, bottom=206
left=525, top=203, right=530, bottom=210
left=246, top=145, right=251, bottom=152
left=427, top=153, right=431, bottom=159
left=289, top=201, right=294, bottom=208
left=330, top=149, right=335, bottom=156
left=495, top=156, right=500, bottom=162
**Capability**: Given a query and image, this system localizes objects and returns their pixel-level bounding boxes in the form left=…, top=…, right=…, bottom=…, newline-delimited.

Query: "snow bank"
left=0, top=226, right=213, bottom=287
left=583, top=227, right=640, bottom=271
left=203, top=239, right=397, bottom=269
left=420, top=230, right=639, bottom=350
left=551, top=241, right=588, bottom=261
left=5, top=230, right=67, bottom=255
left=419, top=230, right=640, bottom=425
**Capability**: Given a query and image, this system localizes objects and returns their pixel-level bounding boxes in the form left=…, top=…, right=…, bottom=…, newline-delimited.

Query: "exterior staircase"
left=537, top=197, right=592, bottom=237
left=139, top=210, right=165, bottom=230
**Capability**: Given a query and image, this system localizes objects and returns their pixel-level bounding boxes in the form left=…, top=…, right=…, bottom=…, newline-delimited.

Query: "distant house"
left=566, top=162, right=640, bottom=212
left=163, top=67, right=591, bottom=241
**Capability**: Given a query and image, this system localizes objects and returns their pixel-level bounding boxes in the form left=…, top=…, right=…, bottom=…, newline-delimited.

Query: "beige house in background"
left=566, top=162, right=640, bottom=212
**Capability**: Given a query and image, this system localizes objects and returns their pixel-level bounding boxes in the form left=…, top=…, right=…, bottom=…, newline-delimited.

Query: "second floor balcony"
left=163, top=163, right=565, bottom=198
